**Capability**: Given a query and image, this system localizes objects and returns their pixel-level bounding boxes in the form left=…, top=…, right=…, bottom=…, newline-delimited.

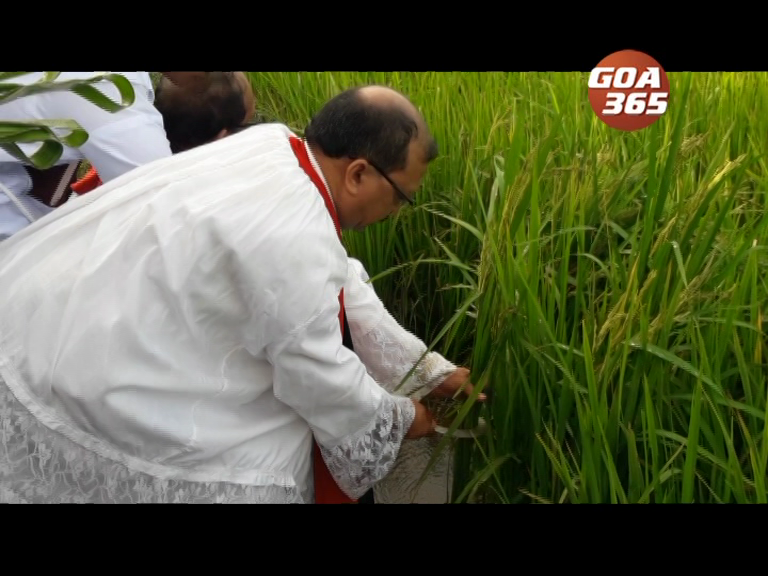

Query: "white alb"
left=0, top=123, right=455, bottom=503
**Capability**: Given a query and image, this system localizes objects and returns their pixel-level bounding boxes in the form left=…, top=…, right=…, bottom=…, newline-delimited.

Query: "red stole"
left=288, top=135, right=357, bottom=505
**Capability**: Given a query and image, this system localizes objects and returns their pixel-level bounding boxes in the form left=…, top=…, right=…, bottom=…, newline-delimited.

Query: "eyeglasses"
left=367, top=159, right=414, bottom=206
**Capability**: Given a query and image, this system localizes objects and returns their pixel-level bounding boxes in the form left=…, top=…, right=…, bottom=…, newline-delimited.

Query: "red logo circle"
left=588, top=50, right=670, bottom=132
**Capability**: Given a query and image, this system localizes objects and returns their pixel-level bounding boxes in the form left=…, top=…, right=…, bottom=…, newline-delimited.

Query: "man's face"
left=338, top=137, right=429, bottom=231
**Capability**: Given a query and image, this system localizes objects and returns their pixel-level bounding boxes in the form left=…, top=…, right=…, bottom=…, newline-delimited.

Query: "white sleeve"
left=49, top=72, right=173, bottom=181
left=267, top=298, right=416, bottom=500
left=344, top=257, right=457, bottom=399
left=228, top=198, right=418, bottom=500
left=79, top=115, right=173, bottom=182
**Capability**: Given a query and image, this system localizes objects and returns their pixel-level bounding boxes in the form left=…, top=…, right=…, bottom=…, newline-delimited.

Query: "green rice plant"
left=247, top=71, right=768, bottom=503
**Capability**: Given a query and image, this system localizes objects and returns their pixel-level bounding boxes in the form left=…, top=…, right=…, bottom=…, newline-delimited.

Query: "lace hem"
left=318, top=393, right=416, bottom=500
left=0, top=374, right=305, bottom=504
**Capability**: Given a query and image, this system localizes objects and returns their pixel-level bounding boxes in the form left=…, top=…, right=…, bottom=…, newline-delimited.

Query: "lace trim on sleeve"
left=344, top=259, right=457, bottom=399
left=317, top=393, right=416, bottom=500
left=349, top=316, right=457, bottom=399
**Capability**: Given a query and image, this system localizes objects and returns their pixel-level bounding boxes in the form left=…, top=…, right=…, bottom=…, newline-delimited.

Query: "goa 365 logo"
left=588, top=49, right=670, bottom=131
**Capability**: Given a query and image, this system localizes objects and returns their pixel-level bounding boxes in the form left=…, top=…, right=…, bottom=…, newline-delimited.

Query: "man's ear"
left=344, top=159, right=368, bottom=197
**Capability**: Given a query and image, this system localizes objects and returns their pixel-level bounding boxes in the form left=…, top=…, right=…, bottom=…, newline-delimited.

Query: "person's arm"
left=266, top=298, right=437, bottom=498
left=232, top=208, right=435, bottom=500
left=343, top=257, right=457, bottom=399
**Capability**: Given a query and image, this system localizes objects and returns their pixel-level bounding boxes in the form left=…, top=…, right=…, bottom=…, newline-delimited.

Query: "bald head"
left=357, top=85, right=415, bottom=111
left=304, top=85, right=438, bottom=230
left=304, top=85, right=437, bottom=173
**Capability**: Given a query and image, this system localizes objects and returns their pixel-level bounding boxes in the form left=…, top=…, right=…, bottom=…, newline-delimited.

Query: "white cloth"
left=0, top=123, right=419, bottom=503
left=0, top=72, right=172, bottom=240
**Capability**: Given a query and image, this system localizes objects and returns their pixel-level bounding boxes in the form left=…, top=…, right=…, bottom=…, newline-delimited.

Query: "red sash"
left=288, top=135, right=357, bottom=505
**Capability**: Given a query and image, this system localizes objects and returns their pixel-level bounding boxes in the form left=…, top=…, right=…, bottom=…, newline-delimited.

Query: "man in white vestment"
left=0, top=85, right=455, bottom=503
left=67, top=74, right=483, bottom=503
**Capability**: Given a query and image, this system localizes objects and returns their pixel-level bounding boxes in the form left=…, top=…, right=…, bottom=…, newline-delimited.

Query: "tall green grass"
left=247, top=72, right=768, bottom=503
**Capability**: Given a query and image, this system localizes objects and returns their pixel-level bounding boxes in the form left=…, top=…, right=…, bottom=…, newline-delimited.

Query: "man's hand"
left=405, top=399, right=437, bottom=439
left=426, top=367, right=486, bottom=402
